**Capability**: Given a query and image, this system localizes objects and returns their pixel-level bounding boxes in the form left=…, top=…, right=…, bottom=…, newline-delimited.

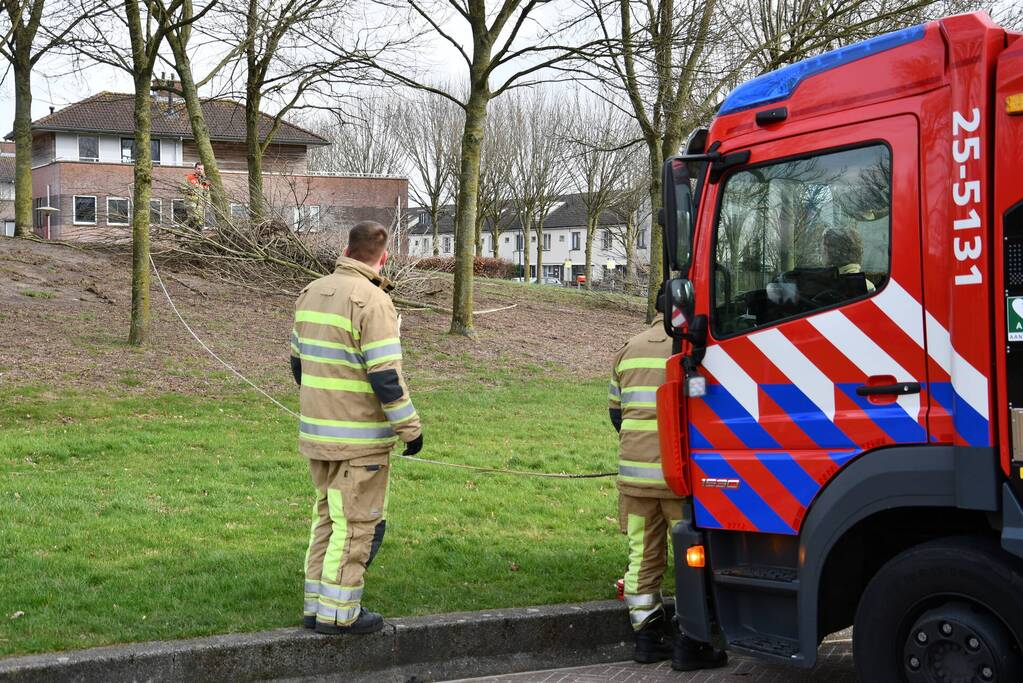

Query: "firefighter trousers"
left=304, top=455, right=390, bottom=627
left=618, top=494, right=683, bottom=631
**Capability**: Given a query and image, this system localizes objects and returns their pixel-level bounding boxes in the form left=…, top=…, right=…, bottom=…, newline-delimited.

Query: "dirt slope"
left=0, top=240, right=648, bottom=395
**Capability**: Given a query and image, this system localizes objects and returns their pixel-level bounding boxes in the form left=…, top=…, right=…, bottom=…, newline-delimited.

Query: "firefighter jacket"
left=291, top=256, right=421, bottom=461
left=609, top=314, right=677, bottom=499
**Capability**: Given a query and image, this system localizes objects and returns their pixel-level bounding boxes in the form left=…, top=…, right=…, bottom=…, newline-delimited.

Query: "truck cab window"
left=712, top=144, right=891, bottom=336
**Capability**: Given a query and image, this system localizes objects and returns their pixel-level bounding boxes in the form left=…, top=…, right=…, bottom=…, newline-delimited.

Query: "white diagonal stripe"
left=750, top=328, right=835, bottom=421
left=925, top=312, right=989, bottom=420
left=872, top=279, right=924, bottom=348
left=808, top=310, right=919, bottom=421
left=702, top=344, right=759, bottom=421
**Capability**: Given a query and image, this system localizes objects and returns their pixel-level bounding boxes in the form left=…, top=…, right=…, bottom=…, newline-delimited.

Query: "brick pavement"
left=447, top=634, right=856, bottom=683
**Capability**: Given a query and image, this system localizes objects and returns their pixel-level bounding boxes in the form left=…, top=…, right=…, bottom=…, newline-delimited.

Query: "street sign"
left=1009, top=296, right=1023, bottom=342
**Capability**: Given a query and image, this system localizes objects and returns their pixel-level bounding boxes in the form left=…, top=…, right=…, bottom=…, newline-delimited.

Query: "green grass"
left=0, top=375, right=637, bottom=657
left=18, top=289, right=56, bottom=299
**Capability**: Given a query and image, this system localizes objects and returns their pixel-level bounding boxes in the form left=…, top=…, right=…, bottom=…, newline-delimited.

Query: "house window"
left=171, top=199, right=188, bottom=224
left=73, top=196, right=97, bottom=224
left=531, top=235, right=536, bottom=243
left=292, top=205, right=320, bottom=231
left=637, top=229, right=646, bottom=249
left=78, top=136, right=99, bottom=162
left=33, top=197, right=45, bottom=230
left=542, top=233, right=551, bottom=251
left=571, top=232, right=580, bottom=250
left=558, top=234, right=565, bottom=242
left=230, top=203, right=247, bottom=221
left=107, top=197, right=130, bottom=225
left=121, top=138, right=161, bottom=164
left=443, top=236, right=452, bottom=253
left=602, top=229, right=612, bottom=250
left=504, top=236, right=510, bottom=243
left=515, top=234, right=523, bottom=250
left=150, top=199, right=162, bottom=225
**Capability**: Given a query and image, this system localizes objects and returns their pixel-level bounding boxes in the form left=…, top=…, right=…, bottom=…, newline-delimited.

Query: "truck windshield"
left=712, top=144, right=892, bottom=336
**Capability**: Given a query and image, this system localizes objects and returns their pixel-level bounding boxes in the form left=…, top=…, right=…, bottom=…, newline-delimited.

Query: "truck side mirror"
left=663, top=277, right=695, bottom=338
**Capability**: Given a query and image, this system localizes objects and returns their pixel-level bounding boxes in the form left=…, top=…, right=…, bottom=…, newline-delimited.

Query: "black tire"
left=853, top=536, right=1023, bottom=683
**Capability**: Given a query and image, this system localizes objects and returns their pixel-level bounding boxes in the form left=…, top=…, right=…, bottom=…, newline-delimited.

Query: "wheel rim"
left=902, top=601, right=1021, bottom=682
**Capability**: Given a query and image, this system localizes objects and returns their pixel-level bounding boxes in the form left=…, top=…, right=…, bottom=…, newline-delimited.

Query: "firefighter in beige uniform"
left=609, top=288, right=726, bottom=670
left=290, top=221, right=423, bottom=635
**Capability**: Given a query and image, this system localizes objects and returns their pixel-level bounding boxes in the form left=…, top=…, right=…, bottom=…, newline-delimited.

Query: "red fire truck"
left=656, top=11, right=1023, bottom=681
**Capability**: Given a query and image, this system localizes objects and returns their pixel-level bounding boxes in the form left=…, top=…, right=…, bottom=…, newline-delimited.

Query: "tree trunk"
left=584, top=215, right=596, bottom=290
left=245, top=88, right=264, bottom=224
left=624, top=216, right=636, bottom=295
left=645, top=143, right=664, bottom=322
left=167, top=34, right=228, bottom=220
left=534, top=222, right=543, bottom=284
left=429, top=204, right=441, bottom=256
left=521, top=218, right=531, bottom=282
left=128, top=76, right=154, bottom=346
left=449, top=89, right=488, bottom=336
left=474, top=213, right=484, bottom=256
left=11, top=57, right=33, bottom=237
left=491, top=226, right=500, bottom=259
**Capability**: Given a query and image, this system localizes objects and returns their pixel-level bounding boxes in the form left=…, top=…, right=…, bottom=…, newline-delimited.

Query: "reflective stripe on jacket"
left=610, top=315, right=677, bottom=498
left=292, top=257, right=421, bottom=460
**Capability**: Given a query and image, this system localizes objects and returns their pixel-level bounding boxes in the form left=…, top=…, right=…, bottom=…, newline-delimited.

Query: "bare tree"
left=395, top=90, right=461, bottom=254
left=609, top=152, right=651, bottom=293
left=160, top=0, right=239, bottom=219
left=309, top=97, right=408, bottom=176
left=0, top=0, right=100, bottom=237
left=82, top=0, right=212, bottom=344
left=566, top=97, right=632, bottom=288
left=528, top=94, right=572, bottom=285
left=478, top=101, right=514, bottom=258
left=348, top=0, right=599, bottom=335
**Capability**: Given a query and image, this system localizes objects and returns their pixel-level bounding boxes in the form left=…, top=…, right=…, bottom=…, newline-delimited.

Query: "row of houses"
left=408, top=198, right=651, bottom=284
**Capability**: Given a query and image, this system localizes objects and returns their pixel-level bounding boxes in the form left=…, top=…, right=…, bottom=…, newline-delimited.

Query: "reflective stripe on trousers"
left=624, top=592, right=663, bottom=629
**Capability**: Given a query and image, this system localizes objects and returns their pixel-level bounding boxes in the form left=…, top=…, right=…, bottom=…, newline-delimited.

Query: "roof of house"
left=409, top=193, right=628, bottom=236
left=8, top=92, right=328, bottom=146
left=0, top=155, right=14, bottom=182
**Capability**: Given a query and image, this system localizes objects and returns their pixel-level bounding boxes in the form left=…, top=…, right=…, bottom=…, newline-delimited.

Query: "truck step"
left=730, top=634, right=802, bottom=659
left=714, top=565, right=799, bottom=592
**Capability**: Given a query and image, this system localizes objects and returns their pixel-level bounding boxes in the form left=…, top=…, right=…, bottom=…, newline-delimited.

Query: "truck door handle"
left=856, top=381, right=921, bottom=396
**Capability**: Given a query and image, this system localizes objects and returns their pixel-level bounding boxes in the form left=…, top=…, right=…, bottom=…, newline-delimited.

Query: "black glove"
left=402, top=434, right=423, bottom=456
left=609, top=408, right=622, bottom=433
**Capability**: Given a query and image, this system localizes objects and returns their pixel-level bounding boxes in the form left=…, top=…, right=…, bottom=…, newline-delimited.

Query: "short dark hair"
left=347, top=221, right=389, bottom=263
left=823, top=227, right=863, bottom=265
left=193, top=161, right=203, bottom=170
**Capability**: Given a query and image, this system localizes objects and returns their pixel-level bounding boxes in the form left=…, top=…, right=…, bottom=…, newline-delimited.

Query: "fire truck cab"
left=658, top=12, right=1023, bottom=681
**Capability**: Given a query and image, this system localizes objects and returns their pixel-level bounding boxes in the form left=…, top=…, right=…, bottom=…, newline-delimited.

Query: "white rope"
left=150, top=255, right=300, bottom=419
left=149, top=257, right=615, bottom=479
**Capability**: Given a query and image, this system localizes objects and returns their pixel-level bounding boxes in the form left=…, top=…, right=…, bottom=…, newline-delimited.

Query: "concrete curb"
left=0, top=600, right=650, bottom=682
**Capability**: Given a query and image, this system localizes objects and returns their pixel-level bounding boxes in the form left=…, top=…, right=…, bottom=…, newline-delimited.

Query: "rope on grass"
left=150, top=256, right=617, bottom=480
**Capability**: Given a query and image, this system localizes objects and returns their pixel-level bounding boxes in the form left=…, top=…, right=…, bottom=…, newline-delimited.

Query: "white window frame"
left=637, top=229, right=647, bottom=249
left=230, top=203, right=247, bottom=221
left=443, top=236, right=452, bottom=253
left=602, top=229, right=612, bottom=250
left=78, top=135, right=99, bottom=162
left=73, top=195, right=97, bottom=225
left=542, top=233, right=551, bottom=251
left=149, top=199, right=162, bottom=225
left=571, top=231, right=580, bottom=250
left=106, top=197, right=130, bottom=226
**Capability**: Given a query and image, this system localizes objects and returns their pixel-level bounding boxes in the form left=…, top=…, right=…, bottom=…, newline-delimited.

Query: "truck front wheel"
left=853, top=537, right=1023, bottom=683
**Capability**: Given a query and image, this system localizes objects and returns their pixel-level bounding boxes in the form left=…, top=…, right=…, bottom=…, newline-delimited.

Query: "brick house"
left=6, top=85, right=407, bottom=241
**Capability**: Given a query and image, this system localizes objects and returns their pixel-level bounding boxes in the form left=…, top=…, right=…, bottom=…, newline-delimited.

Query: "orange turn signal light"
left=1008, top=93, right=1023, bottom=116
left=686, top=545, right=706, bottom=568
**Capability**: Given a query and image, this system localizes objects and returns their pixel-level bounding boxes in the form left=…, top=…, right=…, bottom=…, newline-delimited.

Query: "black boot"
left=633, top=615, right=674, bottom=663
left=313, top=608, right=384, bottom=635
left=672, top=632, right=728, bottom=671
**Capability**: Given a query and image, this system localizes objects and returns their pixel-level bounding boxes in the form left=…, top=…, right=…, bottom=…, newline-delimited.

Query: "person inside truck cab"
left=822, top=226, right=875, bottom=293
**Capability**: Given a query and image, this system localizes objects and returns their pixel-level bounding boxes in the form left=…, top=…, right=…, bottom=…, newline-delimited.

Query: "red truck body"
left=659, top=12, right=1023, bottom=678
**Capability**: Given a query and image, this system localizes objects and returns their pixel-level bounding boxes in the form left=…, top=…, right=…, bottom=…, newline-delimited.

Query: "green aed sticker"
left=1009, top=296, right=1023, bottom=342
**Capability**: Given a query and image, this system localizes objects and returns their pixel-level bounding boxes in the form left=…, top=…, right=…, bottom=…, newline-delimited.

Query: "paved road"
left=447, top=633, right=856, bottom=683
